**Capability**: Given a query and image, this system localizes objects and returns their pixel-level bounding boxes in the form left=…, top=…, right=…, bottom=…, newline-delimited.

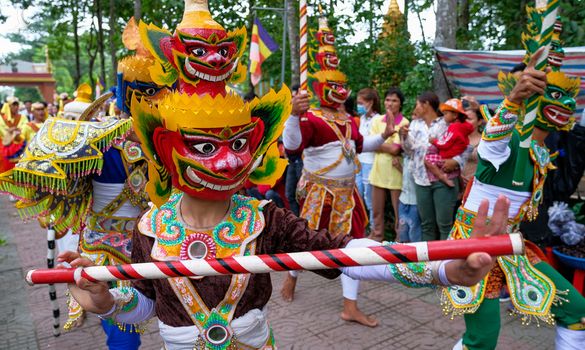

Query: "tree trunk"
left=72, top=0, right=81, bottom=87
left=404, top=0, right=409, bottom=27
left=433, top=0, right=457, bottom=101
left=457, top=0, right=469, bottom=48
left=108, top=0, right=117, bottom=86
left=96, top=0, right=107, bottom=87
left=369, top=0, right=374, bottom=42
left=287, top=0, right=300, bottom=87
left=134, top=0, right=142, bottom=21
left=88, top=5, right=98, bottom=93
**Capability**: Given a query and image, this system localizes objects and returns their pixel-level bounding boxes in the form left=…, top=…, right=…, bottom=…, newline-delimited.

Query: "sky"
left=0, top=1, right=36, bottom=57
left=0, top=0, right=436, bottom=60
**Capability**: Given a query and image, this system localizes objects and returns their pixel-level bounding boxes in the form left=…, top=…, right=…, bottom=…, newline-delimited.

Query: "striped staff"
left=26, top=234, right=524, bottom=285
left=46, top=226, right=60, bottom=336
left=512, top=0, right=559, bottom=186
left=299, top=0, right=308, bottom=91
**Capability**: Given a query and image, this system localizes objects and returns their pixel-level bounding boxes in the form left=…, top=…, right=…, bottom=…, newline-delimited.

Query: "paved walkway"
left=0, top=196, right=556, bottom=349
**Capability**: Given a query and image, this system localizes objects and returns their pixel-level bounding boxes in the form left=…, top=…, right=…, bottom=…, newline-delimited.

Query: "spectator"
left=342, top=95, right=360, bottom=127
left=401, top=92, right=470, bottom=241
left=398, top=111, right=422, bottom=243
left=23, top=100, right=33, bottom=121
left=460, top=96, right=485, bottom=191
left=47, top=103, right=58, bottom=117
left=355, top=88, right=381, bottom=231
left=424, top=98, right=473, bottom=187
left=368, top=87, right=408, bottom=241
left=284, top=84, right=303, bottom=216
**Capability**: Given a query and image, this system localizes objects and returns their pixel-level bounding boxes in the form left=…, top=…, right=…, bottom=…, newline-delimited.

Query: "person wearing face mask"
left=368, top=88, right=410, bottom=242
left=355, top=88, right=382, bottom=232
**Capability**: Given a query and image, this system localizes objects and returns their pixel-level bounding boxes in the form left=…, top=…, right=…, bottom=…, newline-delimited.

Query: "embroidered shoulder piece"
left=99, top=286, right=149, bottom=333
left=113, top=140, right=146, bottom=164
left=481, top=99, right=521, bottom=141
left=385, top=242, right=438, bottom=288
left=140, top=193, right=266, bottom=261
left=0, top=118, right=132, bottom=238
left=11, top=117, right=132, bottom=193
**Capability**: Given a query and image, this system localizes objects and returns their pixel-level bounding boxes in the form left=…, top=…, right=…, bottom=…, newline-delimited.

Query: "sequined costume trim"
left=481, top=99, right=521, bottom=141
left=297, top=170, right=356, bottom=237
left=441, top=207, right=560, bottom=325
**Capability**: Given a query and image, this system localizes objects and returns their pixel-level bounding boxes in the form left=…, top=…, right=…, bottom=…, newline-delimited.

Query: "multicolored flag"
left=436, top=46, right=585, bottom=116
left=249, top=18, right=279, bottom=86
left=95, top=80, right=104, bottom=98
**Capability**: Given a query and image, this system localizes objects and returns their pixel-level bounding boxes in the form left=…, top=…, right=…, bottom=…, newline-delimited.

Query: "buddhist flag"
left=250, top=18, right=279, bottom=86
left=95, top=80, right=104, bottom=98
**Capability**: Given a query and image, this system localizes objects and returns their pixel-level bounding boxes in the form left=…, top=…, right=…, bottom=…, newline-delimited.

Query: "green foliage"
left=14, top=87, right=42, bottom=102
left=8, top=0, right=583, bottom=107
left=373, top=28, right=416, bottom=95
left=456, top=0, right=585, bottom=50
left=398, top=42, right=434, bottom=117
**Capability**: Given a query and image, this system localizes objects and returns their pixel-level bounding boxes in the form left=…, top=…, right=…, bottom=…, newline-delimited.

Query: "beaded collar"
left=138, top=192, right=266, bottom=261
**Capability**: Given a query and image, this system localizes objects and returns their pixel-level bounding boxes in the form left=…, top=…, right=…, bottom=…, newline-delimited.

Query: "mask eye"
left=192, top=142, right=216, bottom=155
left=231, top=138, right=247, bottom=151
left=144, top=87, right=157, bottom=96
left=330, top=84, right=338, bottom=90
left=218, top=47, right=229, bottom=57
left=550, top=91, right=562, bottom=100
left=191, top=47, right=207, bottom=57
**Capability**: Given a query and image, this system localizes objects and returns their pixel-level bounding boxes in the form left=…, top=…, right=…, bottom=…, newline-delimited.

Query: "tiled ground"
left=0, top=196, right=557, bottom=349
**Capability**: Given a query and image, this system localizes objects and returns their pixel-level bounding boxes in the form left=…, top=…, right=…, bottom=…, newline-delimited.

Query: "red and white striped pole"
left=299, top=0, right=308, bottom=91
left=26, top=234, right=524, bottom=285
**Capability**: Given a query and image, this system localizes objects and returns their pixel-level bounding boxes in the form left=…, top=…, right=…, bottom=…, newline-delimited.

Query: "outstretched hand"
left=56, top=251, right=114, bottom=314
left=445, top=195, right=511, bottom=286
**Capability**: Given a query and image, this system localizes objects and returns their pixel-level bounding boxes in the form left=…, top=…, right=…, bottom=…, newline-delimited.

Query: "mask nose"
left=565, top=99, right=576, bottom=112
left=211, top=153, right=243, bottom=176
left=207, top=52, right=226, bottom=68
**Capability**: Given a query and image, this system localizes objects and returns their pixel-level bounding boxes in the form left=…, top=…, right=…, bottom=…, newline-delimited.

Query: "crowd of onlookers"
left=243, top=85, right=488, bottom=243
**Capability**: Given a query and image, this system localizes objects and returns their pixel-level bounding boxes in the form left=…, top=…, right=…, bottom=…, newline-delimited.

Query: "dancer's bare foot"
left=340, top=298, right=378, bottom=327
left=280, top=273, right=297, bottom=302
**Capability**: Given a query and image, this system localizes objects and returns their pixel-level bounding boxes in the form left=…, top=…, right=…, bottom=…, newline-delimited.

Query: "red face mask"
left=317, top=30, right=335, bottom=46
left=315, top=80, right=349, bottom=109
left=162, top=29, right=240, bottom=96
left=316, top=51, right=339, bottom=70
left=153, top=122, right=265, bottom=200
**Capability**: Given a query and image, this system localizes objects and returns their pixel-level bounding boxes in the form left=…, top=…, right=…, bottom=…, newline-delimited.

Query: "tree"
left=433, top=0, right=457, bottom=101
left=108, top=0, right=118, bottom=85
left=134, top=0, right=142, bottom=21
left=372, top=0, right=416, bottom=94
left=72, top=0, right=82, bottom=87
left=286, top=0, right=300, bottom=86
left=96, top=0, right=107, bottom=86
